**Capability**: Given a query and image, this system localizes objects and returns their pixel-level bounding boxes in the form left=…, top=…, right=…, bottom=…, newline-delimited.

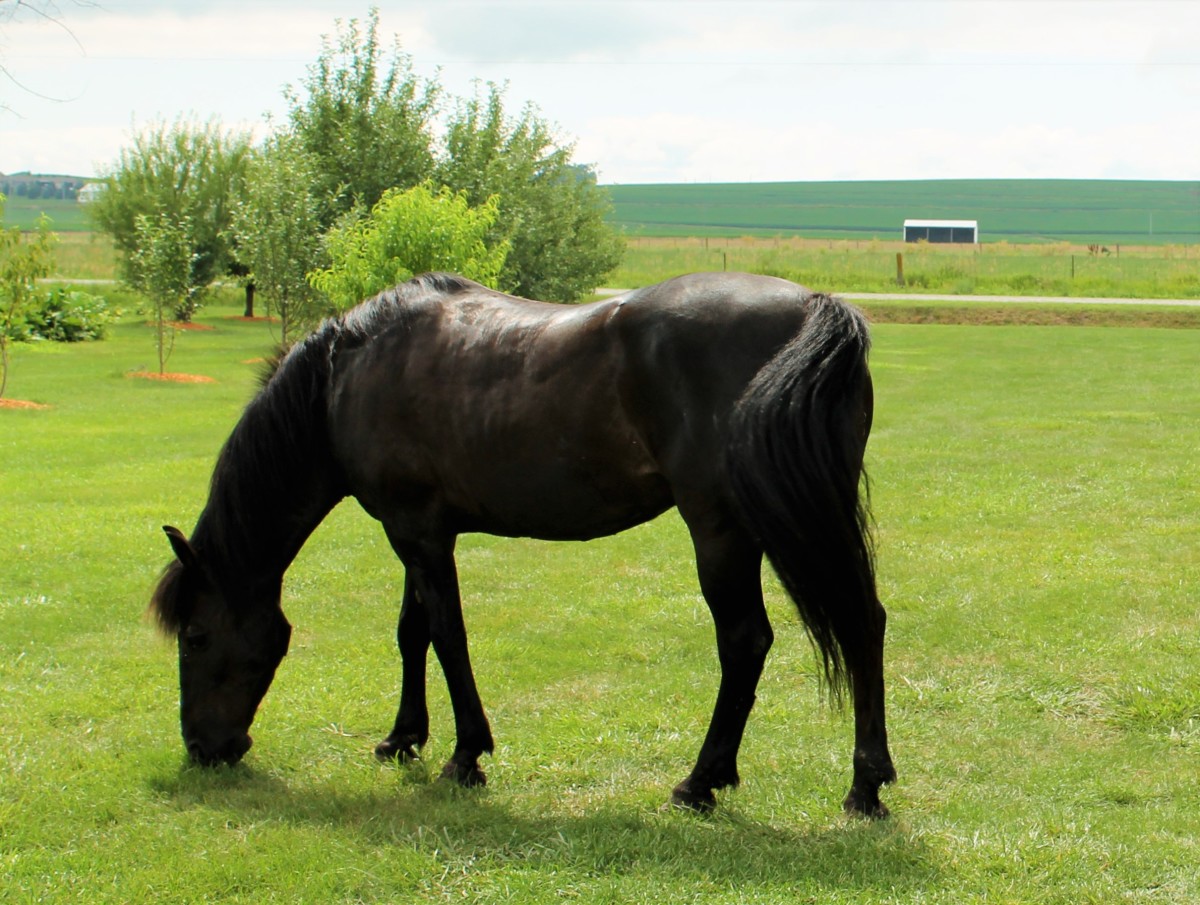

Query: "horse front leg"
left=391, top=535, right=494, bottom=787
left=842, top=599, right=896, bottom=818
left=375, top=574, right=431, bottom=762
left=671, top=524, right=772, bottom=812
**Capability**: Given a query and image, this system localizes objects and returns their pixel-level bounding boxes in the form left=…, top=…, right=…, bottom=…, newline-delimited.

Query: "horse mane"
left=254, top=273, right=479, bottom=385
left=340, top=272, right=480, bottom=341
left=147, top=320, right=341, bottom=633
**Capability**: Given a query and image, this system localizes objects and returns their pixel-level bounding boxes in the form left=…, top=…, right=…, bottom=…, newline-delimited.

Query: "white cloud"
left=2, top=1, right=1199, bottom=182
left=581, top=113, right=1200, bottom=184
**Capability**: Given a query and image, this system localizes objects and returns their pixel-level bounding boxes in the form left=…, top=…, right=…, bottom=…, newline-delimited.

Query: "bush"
left=5, top=288, right=117, bottom=342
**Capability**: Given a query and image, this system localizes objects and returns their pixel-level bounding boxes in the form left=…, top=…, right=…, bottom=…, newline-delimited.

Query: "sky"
left=1, top=0, right=1198, bottom=185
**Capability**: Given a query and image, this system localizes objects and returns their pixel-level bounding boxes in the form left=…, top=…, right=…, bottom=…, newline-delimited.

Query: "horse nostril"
left=226, top=735, right=252, bottom=763
left=185, top=739, right=211, bottom=765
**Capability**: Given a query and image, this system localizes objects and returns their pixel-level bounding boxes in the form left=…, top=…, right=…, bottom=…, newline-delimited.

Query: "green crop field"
left=1, top=297, right=1198, bottom=902
left=606, top=179, right=1200, bottom=244
left=1, top=193, right=94, bottom=232
left=7, top=177, right=1200, bottom=245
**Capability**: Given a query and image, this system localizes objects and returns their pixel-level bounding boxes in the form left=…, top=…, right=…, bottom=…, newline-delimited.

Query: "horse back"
left=327, top=273, right=813, bottom=541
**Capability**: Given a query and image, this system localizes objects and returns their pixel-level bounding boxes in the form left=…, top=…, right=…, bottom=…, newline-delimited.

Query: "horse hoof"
left=843, top=788, right=890, bottom=820
left=440, top=760, right=487, bottom=788
left=374, top=739, right=420, bottom=762
left=669, top=784, right=717, bottom=814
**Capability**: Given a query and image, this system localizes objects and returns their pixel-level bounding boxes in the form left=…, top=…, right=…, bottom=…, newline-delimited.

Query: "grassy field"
left=1, top=193, right=94, bottom=232
left=1, top=298, right=1198, bottom=902
left=7, top=178, right=1200, bottom=301
left=606, top=179, right=1200, bottom=244
left=21, top=231, right=1200, bottom=305
left=612, top=237, right=1200, bottom=301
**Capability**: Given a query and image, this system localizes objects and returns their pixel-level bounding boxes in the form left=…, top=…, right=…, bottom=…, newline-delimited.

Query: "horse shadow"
left=151, top=759, right=939, bottom=895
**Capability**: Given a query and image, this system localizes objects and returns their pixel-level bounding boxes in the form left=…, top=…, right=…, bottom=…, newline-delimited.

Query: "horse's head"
left=151, top=526, right=292, bottom=766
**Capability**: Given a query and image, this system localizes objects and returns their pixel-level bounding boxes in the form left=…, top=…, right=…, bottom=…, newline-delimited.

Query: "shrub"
left=4, top=288, right=117, bottom=342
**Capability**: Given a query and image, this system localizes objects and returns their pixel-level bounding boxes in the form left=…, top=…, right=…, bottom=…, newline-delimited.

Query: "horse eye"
left=182, top=629, right=210, bottom=653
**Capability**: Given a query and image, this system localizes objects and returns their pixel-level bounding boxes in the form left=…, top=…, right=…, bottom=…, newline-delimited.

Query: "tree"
left=438, top=83, right=624, bottom=301
left=284, top=8, right=439, bottom=228
left=310, top=183, right=508, bottom=310
left=129, top=210, right=197, bottom=375
left=281, top=10, right=623, bottom=302
left=232, top=135, right=330, bottom=345
left=0, top=196, right=57, bottom=398
left=89, top=118, right=251, bottom=320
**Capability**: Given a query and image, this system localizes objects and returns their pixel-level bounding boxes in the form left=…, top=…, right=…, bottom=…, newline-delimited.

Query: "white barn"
left=903, top=219, right=978, bottom=244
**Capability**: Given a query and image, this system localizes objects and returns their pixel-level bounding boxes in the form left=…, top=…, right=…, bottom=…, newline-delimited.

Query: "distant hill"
left=7, top=174, right=1200, bottom=244
left=603, top=179, right=1200, bottom=244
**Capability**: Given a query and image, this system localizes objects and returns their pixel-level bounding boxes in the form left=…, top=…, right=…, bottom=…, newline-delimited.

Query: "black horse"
left=150, top=271, right=895, bottom=817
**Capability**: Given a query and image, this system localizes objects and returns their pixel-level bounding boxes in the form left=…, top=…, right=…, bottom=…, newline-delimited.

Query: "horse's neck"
left=192, top=349, right=346, bottom=587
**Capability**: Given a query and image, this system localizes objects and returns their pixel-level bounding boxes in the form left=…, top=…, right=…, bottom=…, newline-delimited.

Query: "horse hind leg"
left=671, top=522, right=773, bottom=813
left=375, top=574, right=431, bottom=762
left=842, top=598, right=896, bottom=818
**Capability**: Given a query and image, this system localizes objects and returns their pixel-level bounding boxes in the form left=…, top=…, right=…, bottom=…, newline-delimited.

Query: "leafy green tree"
left=437, top=83, right=624, bottom=302
left=310, top=183, right=508, bottom=310
left=281, top=10, right=622, bottom=302
left=130, top=210, right=197, bottom=375
left=233, top=135, right=330, bottom=344
left=284, top=8, right=439, bottom=227
left=89, top=118, right=251, bottom=320
left=0, top=197, right=57, bottom=398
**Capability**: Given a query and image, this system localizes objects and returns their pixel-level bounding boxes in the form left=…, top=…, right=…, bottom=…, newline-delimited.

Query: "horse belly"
left=335, top=391, right=673, bottom=542
left=456, top=448, right=674, bottom=541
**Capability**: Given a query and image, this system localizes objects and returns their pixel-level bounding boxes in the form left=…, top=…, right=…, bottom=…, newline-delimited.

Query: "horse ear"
left=163, top=525, right=200, bottom=572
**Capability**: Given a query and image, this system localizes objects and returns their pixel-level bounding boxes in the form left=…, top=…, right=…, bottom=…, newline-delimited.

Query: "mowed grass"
left=1, top=303, right=1199, bottom=903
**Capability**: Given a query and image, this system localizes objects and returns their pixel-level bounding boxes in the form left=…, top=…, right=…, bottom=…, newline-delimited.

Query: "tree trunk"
left=244, top=282, right=255, bottom=318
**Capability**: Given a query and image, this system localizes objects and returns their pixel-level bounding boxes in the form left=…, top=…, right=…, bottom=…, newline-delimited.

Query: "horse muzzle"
left=185, top=733, right=252, bottom=767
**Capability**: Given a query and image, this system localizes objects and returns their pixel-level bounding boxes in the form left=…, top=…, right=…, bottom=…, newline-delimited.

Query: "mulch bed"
left=126, top=372, right=216, bottom=384
left=144, top=321, right=216, bottom=331
left=859, top=304, right=1200, bottom=329
left=0, top=398, right=51, bottom=410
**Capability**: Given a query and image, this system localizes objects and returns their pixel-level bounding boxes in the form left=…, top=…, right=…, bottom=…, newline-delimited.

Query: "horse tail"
left=726, top=293, right=877, bottom=703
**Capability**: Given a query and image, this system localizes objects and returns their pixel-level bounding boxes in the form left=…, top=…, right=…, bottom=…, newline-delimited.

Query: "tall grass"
left=612, top=237, right=1200, bottom=300
left=50, top=232, right=118, bottom=281
left=1, top=302, right=1198, bottom=901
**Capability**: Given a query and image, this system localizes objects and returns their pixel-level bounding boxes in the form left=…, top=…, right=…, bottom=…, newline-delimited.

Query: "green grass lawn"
left=1, top=303, right=1198, bottom=902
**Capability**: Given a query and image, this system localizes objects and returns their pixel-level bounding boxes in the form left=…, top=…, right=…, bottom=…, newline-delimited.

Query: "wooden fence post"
left=895, top=252, right=905, bottom=286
